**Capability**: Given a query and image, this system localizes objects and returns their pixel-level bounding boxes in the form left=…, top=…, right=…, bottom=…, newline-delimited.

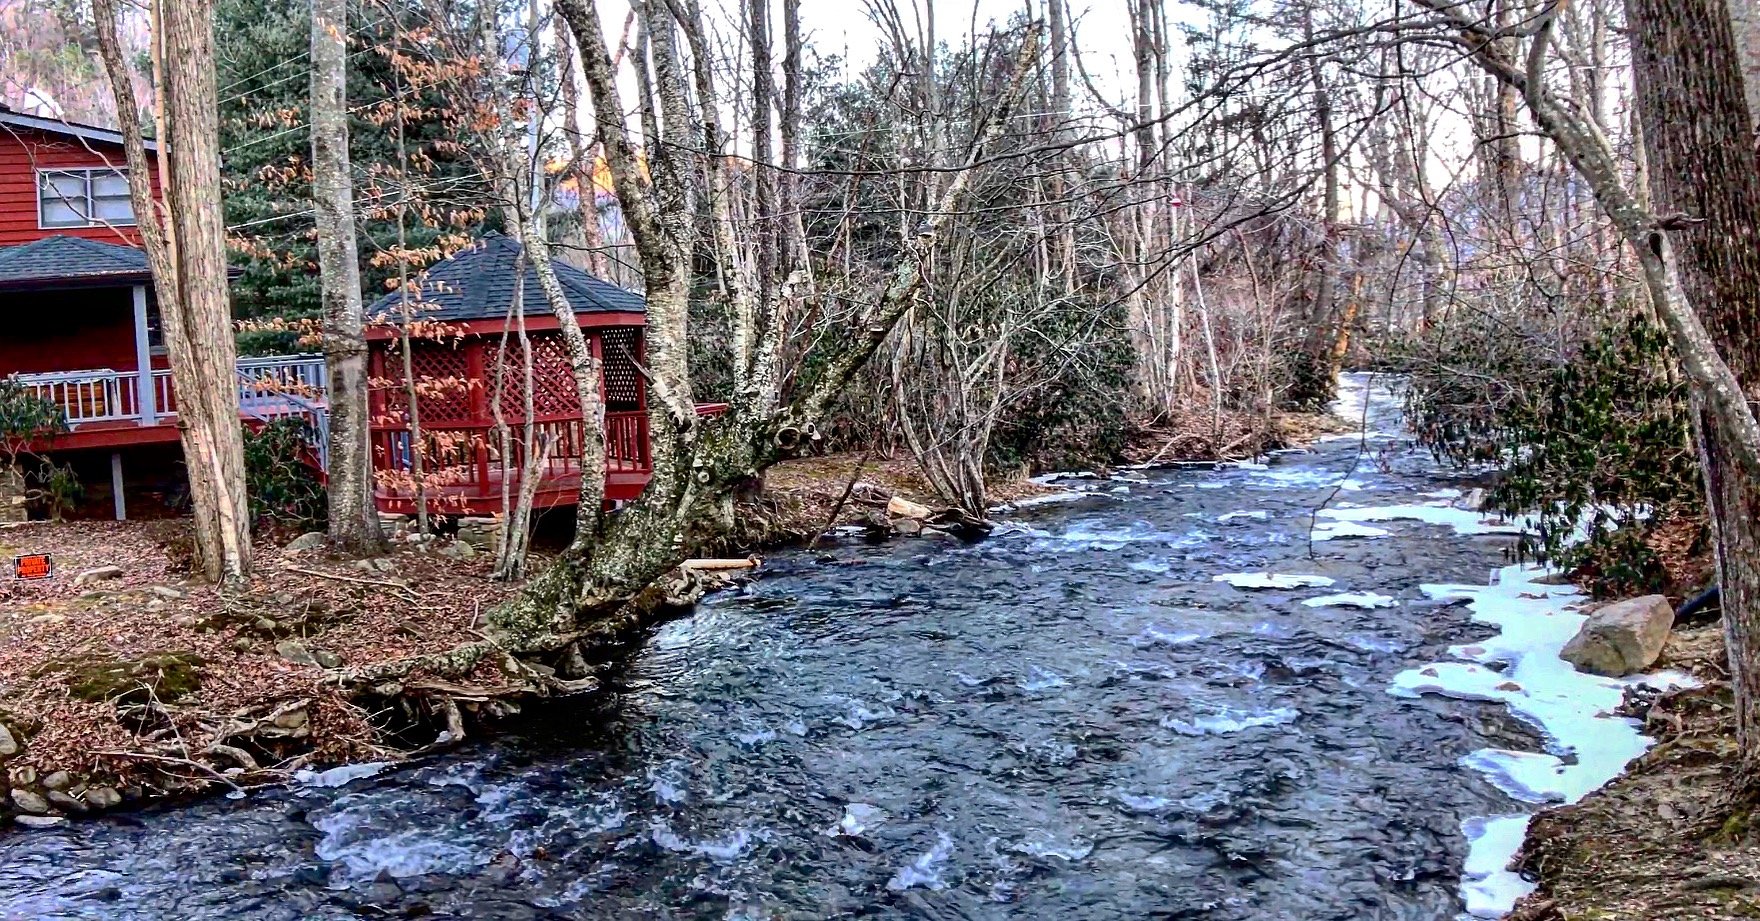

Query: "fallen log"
left=679, top=557, right=762, bottom=572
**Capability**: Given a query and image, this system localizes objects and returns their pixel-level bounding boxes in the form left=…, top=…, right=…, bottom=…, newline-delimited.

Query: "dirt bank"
left=1508, top=624, right=1760, bottom=920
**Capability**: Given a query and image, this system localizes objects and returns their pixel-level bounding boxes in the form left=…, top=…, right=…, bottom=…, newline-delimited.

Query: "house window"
left=38, top=169, right=135, bottom=229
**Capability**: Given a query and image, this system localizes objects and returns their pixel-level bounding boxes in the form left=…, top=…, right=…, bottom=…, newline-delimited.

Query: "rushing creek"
left=0, top=375, right=1648, bottom=920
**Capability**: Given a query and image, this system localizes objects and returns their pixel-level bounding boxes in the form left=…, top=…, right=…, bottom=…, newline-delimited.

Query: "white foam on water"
left=1115, top=792, right=1173, bottom=813
left=312, top=809, right=480, bottom=881
left=824, top=803, right=886, bottom=838
left=1245, top=467, right=1366, bottom=491
left=886, top=832, right=954, bottom=891
left=1213, top=572, right=1336, bottom=590
left=1019, top=665, right=1070, bottom=692
left=1302, top=591, right=1398, bottom=609
left=1162, top=706, right=1299, bottom=736
left=649, top=821, right=754, bottom=862
left=1129, top=625, right=1202, bottom=648
left=1387, top=563, right=1697, bottom=916
left=1217, top=509, right=1269, bottom=523
left=1010, top=829, right=1095, bottom=861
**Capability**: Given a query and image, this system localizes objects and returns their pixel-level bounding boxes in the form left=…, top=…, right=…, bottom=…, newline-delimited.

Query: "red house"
left=0, top=107, right=689, bottom=522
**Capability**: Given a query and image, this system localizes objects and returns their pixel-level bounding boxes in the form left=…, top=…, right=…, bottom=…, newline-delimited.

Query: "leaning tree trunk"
left=94, top=0, right=252, bottom=582
left=312, top=0, right=382, bottom=554
left=1626, top=0, right=1760, bottom=782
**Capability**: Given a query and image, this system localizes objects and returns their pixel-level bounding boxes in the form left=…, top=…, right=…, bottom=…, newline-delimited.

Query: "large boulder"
left=1560, top=594, right=1675, bottom=676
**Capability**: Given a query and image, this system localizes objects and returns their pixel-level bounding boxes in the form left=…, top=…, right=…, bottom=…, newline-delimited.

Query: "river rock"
left=10, top=788, right=50, bottom=814
left=46, top=790, right=85, bottom=813
left=887, top=495, right=934, bottom=520
left=286, top=531, right=327, bottom=553
left=73, top=565, right=124, bottom=586
left=85, top=786, right=122, bottom=809
left=0, top=723, right=18, bottom=756
left=1560, top=594, right=1675, bottom=676
left=438, top=540, right=476, bottom=561
left=41, top=770, right=71, bottom=791
left=276, top=641, right=320, bottom=668
left=13, top=814, right=66, bottom=829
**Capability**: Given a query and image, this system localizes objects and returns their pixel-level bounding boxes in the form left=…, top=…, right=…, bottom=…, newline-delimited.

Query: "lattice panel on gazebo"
left=600, top=327, right=642, bottom=411
left=488, top=338, right=533, bottom=421
left=530, top=334, right=580, bottom=416
left=378, top=343, right=473, bottom=424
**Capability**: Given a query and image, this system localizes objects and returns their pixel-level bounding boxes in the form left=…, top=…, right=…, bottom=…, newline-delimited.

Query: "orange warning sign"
left=13, top=554, right=52, bottom=580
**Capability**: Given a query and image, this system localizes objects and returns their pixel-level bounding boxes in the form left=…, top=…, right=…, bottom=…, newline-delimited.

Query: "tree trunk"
left=311, top=0, right=382, bottom=555
left=94, top=0, right=251, bottom=583
left=1627, top=0, right=1760, bottom=781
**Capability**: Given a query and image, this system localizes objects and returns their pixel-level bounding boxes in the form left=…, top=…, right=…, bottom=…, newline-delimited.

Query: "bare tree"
left=93, top=0, right=252, bottom=582
left=311, top=0, right=383, bottom=554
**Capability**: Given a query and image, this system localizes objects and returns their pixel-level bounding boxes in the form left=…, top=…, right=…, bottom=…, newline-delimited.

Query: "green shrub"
left=244, top=418, right=327, bottom=529
left=1407, top=313, right=1703, bottom=596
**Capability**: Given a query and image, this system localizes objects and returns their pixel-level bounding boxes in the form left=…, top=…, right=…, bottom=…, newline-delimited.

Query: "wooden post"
left=110, top=452, right=126, bottom=520
left=132, top=285, right=156, bottom=425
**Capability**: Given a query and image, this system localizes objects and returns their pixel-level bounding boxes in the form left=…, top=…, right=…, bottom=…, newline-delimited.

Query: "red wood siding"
left=0, top=126, right=156, bottom=248
left=0, top=286, right=137, bottom=374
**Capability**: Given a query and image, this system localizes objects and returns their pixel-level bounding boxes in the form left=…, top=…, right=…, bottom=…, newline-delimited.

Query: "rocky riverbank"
left=1507, top=623, right=1760, bottom=920
left=0, top=452, right=1050, bottom=830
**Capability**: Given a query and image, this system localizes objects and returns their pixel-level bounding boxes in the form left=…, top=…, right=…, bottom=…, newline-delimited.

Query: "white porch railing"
left=13, top=353, right=328, bottom=429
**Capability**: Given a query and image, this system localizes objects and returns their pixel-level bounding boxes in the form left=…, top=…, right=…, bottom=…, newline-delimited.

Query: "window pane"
left=92, top=195, right=134, bottom=222
left=41, top=172, right=88, bottom=199
left=90, top=171, right=129, bottom=197
left=41, top=200, right=86, bottom=227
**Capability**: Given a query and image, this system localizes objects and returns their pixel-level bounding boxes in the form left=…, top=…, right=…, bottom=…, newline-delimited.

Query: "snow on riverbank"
left=1388, top=563, right=1694, bottom=917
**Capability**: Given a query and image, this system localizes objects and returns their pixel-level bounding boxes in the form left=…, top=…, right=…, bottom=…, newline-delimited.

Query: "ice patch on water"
left=1461, top=814, right=1535, bottom=917
left=990, top=490, right=1086, bottom=513
left=886, top=832, right=954, bottom=891
left=1302, top=591, right=1398, bottom=609
left=1311, top=519, right=1392, bottom=541
left=1162, top=706, right=1299, bottom=736
left=1320, top=503, right=1527, bottom=536
left=295, top=761, right=392, bottom=788
left=1388, top=563, right=1697, bottom=916
left=824, top=803, right=885, bottom=838
left=1213, top=572, right=1336, bottom=590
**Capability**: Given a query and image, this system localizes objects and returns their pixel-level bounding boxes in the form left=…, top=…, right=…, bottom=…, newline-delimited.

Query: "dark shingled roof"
left=0, top=235, right=152, bottom=289
left=367, top=232, right=645, bottom=321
